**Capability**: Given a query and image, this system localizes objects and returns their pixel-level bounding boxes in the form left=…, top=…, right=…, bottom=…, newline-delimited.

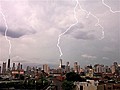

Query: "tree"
left=20, top=75, right=25, bottom=80
left=66, top=72, right=79, bottom=81
left=66, top=72, right=86, bottom=82
left=62, top=80, right=75, bottom=90
left=15, top=74, right=19, bottom=78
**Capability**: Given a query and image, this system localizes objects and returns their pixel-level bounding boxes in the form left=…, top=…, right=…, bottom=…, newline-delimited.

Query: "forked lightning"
left=57, top=0, right=105, bottom=57
left=0, top=4, right=11, bottom=58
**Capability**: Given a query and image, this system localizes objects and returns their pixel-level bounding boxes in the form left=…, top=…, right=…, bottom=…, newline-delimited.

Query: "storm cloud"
left=0, top=26, right=36, bottom=38
left=0, top=0, right=119, bottom=67
left=65, top=22, right=100, bottom=40
left=69, top=30, right=97, bottom=40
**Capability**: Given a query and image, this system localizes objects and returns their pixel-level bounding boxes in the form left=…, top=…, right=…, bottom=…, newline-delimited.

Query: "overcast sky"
left=0, top=0, right=120, bottom=67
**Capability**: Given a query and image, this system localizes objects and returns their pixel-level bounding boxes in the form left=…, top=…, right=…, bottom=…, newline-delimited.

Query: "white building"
left=65, top=62, right=70, bottom=73
left=74, top=62, right=80, bottom=73
left=43, top=64, right=50, bottom=74
left=94, top=64, right=104, bottom=73
left=74, top=80, right=97, bottom=90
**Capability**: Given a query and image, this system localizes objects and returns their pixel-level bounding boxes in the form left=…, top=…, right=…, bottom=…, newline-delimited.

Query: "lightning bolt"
left=57, top=0, right=79, bottom=57
left=57, top=0, right=104, bottom=57
left=102, top=0, right=120, bottom=60
left=102, top=0, right=120, bottom=13
left=0, top=4, right=11, bottom=59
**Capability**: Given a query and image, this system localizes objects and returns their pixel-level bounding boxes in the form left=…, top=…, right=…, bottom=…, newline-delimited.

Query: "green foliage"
left=66, top=72, right=86, bottom=82
left=20, top=75, right=25, bottom=80
left=62, top=80, right=75, bottom=90
left=15, top=74, right=19, bottom=78
left=0, top=77, right=50, bottom=89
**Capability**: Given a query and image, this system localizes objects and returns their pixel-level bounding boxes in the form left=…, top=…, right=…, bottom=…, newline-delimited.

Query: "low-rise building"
left=74, top=80, right=97, bottom=90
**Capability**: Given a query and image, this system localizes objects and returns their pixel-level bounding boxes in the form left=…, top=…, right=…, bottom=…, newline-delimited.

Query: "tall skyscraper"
left=2, top=62, right=6, bottom=74
left=65, top=62, right=70, bottom=73
left=43, top=64, right=49, bottom=74
left=74, top=62, right=80, bottom=73
left=26, top=66, right=31, bottom=75
left=113, top=62, right=118, bottom=71
left=12, top=63, right=15, bottom=70
left=20, top=64, right=22, bottom=70
left=7, top=59, right=11, bottom=71
left=17, top=63, right=20, bottom=70
left=0, top=66, right=1, bottom=74
left=111, top=65, right=116, bottom=74
left=59, top=59, right=62, bottom=68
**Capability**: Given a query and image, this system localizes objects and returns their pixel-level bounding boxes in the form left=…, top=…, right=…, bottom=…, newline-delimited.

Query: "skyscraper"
left=12, top=63, right=15, bottom=70
left=74, top=62, right=80, bottom=73
left=7, top=59, right=10, bottom=71
left=59, top=59, right=62, bottom=68
left=65, top=62, right=70, bottom=73
left=113, top=62, right=118, bottom=71
left=111, top=65, right=116, bottom=74
left=20, top=64, right=22, bottom=70
left=2, top=62, right=6, bottom=74
left=43, top=64, right=49, bottom=74
left=0, top=66, right=1, bottom=74
left=17, top=63, right=20, bottom=70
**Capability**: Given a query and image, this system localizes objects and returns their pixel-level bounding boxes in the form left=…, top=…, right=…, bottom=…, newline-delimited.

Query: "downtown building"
left=43, top=64, right=50, bottom=74
left=74, top=62, right=80, bottom=74
left=2, top=62, right=6, bottom=75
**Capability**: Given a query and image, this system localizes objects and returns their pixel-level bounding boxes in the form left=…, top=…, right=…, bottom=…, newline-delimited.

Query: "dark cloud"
left=71, top=30, right=96, bottom=40
left=0, top=27, right=36, bottom=38
left=65, top=23, right=97, bottom=40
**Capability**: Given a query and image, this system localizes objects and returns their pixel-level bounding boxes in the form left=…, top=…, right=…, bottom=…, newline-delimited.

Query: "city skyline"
left=0, top=0, right=120, bottom=66
left=0, top=58, right=120, bottom=72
